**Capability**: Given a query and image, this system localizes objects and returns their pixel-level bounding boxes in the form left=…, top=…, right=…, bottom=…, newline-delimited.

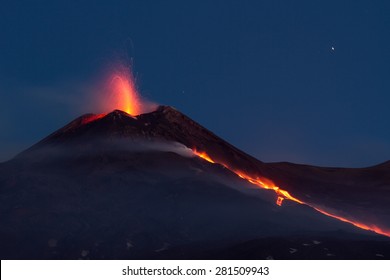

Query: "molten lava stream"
left=192, top=149, right=390, bottom=238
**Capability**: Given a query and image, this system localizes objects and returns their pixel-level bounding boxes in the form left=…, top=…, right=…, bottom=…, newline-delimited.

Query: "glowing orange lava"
left=193, top=149, right=215, bottom=163
left=193, top=150, right=302, bottom=205
left=110, top=73, right=141, bottom=115
left=233, top=171, right=303, bottom=205
left=193, top=149, right=390, bottom=238
left=276, top=196, right=284, bottom=206
left=81, top=113, right=106, bottom=125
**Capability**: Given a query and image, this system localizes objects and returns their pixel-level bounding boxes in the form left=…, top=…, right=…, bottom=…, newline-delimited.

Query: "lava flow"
left=192, top=149, right=390, bottom=237
left=193, top=149, right=303, bottom=205
left=80, top=113, right=106, bottom=125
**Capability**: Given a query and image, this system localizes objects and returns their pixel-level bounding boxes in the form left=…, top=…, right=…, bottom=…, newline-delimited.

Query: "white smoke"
left=119, top=140, right=194, bottom=158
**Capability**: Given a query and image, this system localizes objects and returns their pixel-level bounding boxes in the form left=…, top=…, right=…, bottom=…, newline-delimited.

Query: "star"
left=331, top=46, right=335, bottom=51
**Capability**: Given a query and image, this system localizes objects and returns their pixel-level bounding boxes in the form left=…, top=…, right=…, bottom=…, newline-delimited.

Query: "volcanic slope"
left=35, top=105, right=390, bottom=236
left=0, top=106, right=389, bottom=259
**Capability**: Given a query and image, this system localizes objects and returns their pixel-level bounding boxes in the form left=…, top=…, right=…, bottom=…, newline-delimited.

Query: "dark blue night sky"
left=1, top=0, right=389, bottom=167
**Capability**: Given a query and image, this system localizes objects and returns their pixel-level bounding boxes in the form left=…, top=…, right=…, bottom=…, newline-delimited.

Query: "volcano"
left=1, top=106, right=390, bottom=259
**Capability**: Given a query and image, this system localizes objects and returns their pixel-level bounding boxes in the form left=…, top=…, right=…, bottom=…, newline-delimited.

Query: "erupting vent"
left=94, top=66, right=156, bottom=117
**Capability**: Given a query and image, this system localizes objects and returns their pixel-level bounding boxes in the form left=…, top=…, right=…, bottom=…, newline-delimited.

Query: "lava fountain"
left=92, top=66, right=156, bottom=117
left=110, top=72, right=141, bottom=115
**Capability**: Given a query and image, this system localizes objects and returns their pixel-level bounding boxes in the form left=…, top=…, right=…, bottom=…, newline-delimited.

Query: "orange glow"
left=81, top=113, right=106, bottom=125
left=233, top=170, right=303, bottom=205
left=192, top=149, right=390, bottom=238
left=276, top=196, right=285, bottom=206
left=92, top=65, right=157, bottom=116
left=110, top=73, right=141, bottom=115
left=311, top=206, right=390, bottom=237
left=193, top=150, right=215, bottom=163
